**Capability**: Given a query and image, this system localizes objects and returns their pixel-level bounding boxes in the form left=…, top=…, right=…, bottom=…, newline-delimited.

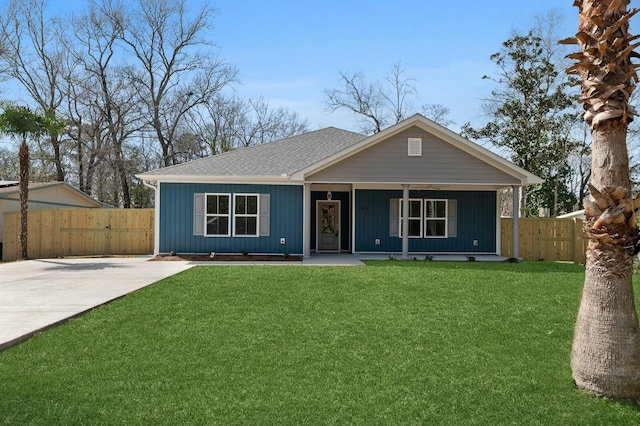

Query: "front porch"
left=303, top=184, right=524, bottom=259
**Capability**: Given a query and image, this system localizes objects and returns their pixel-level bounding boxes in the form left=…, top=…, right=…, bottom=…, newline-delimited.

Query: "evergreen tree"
left=462, top=31, right=579, bottom=216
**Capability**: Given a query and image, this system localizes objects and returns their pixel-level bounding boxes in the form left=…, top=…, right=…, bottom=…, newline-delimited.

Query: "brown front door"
left=317, top=201, right=340, bottom=252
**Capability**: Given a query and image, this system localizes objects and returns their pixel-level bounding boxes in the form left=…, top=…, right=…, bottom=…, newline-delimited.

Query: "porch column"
left=303, top=183, right=311, bottom=258
left=402, top=184, right=409, bottom=259
left=512, top=185, right=520, bottom=259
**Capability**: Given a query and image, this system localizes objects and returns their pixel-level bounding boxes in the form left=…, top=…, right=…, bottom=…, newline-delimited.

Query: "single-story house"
left=0, top=181, right=105, bottom=250
left=137, top=114, right=542, bottom=258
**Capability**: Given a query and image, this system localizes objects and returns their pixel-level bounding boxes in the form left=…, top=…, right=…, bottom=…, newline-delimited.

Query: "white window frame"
left=233, top=193, right=260, bottom=237
left=424, top=199, right=448, bottom=238
left=399, top=198, right=423, bottom=238
left=408, top=137, right=422, bottom=157
left=204, top=193, right=231, bottom=237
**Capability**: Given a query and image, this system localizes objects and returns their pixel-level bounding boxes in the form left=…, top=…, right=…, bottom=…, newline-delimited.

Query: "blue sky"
left=211, top=0, right=582, bottom=132
left=8, top=0, right=584, bottom=134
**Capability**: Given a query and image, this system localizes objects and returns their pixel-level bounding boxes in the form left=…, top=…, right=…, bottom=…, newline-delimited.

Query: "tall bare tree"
left=421, top=103, right=453, bottom=127
left=230, top=97, right=309, bottom=148
left=562, top=0, right=640, bottom=400
left=325, top=63, right=418, bottom=134
left=0, top=0, right=67, bottom=181
left=184, top=95, right=309, bottom=157
left=120, top=0, right=238, bottom=166
left=325, top=62, right=450, bottom=134
left=66, top=2, right=146, bottom=207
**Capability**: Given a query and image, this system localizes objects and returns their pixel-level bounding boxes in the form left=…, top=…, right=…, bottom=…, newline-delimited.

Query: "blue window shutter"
left=389, top=198, right=399, bottom=237
left=259, top=194, right=270, bottom=236
left=448, top=199, right=457, bottom=238
left=193, top=193, right=205, bottom=236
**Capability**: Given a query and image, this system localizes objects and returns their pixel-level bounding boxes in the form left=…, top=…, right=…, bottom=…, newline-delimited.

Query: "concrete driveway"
left=0, top=256, right=193, bottom=351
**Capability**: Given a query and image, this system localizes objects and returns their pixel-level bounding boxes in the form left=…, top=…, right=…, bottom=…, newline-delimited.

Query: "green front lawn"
left=1, top=262, right=638, bottom=425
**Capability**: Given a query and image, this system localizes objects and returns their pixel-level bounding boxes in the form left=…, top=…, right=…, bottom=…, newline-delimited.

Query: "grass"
left=0, top=261, right=639, bottom=425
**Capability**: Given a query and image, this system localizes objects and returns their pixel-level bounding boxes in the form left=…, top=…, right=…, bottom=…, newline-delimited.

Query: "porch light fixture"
left=327, top=191, right=332, bottom=200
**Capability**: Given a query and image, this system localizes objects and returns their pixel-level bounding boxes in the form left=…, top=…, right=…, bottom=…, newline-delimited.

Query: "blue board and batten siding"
left=160, top=183, right=497, bottom=255
left=354, top=190, right=497, bottom=253
left=159, top=183, right=303, bottom=254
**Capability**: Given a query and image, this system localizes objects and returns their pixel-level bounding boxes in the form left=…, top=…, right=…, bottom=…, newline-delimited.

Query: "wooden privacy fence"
left=500, top=217, right=588, bottom=264
left=2, top=210, right=587, bottom=263
left=2, top=208, right=154, bottom=262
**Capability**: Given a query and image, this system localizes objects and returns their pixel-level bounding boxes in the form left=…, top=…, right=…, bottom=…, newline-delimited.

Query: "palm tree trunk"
left=572, top=123, right=640, bottom=399
left=19, top=139, right=29, bottom=259
left=563, top=0, right=640, bottom=400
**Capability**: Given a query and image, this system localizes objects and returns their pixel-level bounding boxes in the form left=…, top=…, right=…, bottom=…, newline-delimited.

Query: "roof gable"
left=306, top=126, right=522, bottom=186
left=292, top=114, right=542, bottom=186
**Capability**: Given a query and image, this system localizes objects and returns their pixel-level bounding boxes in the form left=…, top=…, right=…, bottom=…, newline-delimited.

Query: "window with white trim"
left=425, top=199, right=447, bottom=238
left=205, top=193, right=230, bottom=236
left=234, top=194, right=259, bottom=236
left=399, top=199, right=423, bottom=238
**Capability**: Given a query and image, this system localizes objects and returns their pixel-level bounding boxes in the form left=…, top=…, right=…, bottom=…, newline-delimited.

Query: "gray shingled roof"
left=138, top=127, right=366, bottom=179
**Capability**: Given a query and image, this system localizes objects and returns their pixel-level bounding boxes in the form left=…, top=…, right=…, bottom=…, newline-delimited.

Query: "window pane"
left=207, top=195, right=218, bottom=214
left=246, top=217, right=257, bottom=235
left=235, top=217, right=246, bottom=235
left=400, top=200, right=422, bottom=218
left=426, top=220, right=446, bottom=237
left=426, top=201, right=433, bottom=218
left=235, top=196, right=246, bottom=214
left=235, top=217, right=257, bottom=235
left=206, top=217, right=217, bottom=234
left=426, top=200, right=446, bottom=218
left=409, top=200, right=421, bottom=218
left=219, top=196, right=229, bottom=214
left=408, top=219, right=421, bottom=237
left=206, top=216, right=228, bottom=235
left=247, top=196, right=258, bottom=215
left=235, top=217, right=258, bottom=235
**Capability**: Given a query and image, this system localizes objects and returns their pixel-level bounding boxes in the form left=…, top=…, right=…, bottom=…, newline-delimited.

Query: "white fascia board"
left=135, top=174, right=302, bottom=186
left=350, top=182, right=523, bottom=191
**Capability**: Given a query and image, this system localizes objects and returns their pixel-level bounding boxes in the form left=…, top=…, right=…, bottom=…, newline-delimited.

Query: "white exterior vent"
left=408, top=138, right=422, bottom=156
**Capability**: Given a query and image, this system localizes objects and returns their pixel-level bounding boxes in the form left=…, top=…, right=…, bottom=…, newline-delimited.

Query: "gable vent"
left=408, top=138, right=422, bottom=156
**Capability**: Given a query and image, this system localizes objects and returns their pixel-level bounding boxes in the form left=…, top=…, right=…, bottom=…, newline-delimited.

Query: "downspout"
left=143, top=179, right=160, bottom=256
